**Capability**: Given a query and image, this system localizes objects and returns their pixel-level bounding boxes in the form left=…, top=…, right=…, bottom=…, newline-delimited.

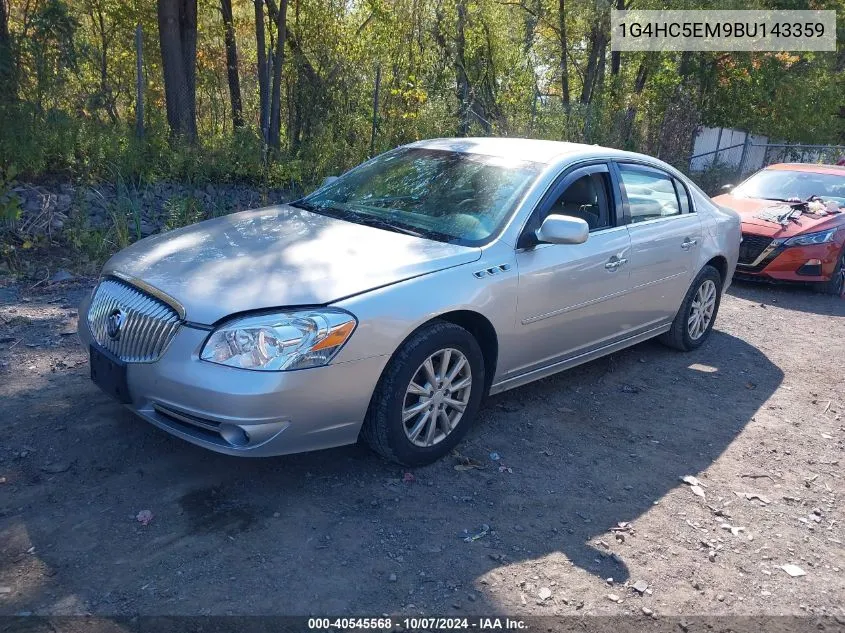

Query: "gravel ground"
left=0, top=278, right=842, bottom=619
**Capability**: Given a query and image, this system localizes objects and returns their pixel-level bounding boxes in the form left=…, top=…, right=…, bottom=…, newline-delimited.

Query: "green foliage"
left=0, top=166, right=22, bottom=226
left=691, top=162, right=741, bottom=196
left=0, top=0, right=842, bottom=193
left=163, top=195, right=205, bottom=231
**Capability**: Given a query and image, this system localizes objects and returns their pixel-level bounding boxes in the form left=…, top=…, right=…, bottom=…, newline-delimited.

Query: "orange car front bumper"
left=736, top=239, right=843, bottom=282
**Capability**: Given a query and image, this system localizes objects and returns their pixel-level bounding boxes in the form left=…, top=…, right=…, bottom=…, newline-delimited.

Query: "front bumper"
left=78, top=292, right=389, bottom=457
left=736, top=239, right=842, bottom=283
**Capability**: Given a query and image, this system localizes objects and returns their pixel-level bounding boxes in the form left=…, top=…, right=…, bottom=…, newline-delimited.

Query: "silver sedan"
left=78, top=138, right=740, bottom=466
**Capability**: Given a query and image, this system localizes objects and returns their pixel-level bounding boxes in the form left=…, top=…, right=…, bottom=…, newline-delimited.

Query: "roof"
left=764, top=163, right=845, bottom=177
left=407, top=137, right=622, bottom=165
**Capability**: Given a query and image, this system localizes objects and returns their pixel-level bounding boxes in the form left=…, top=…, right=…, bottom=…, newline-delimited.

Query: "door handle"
left=605, top=257, right=628, bottom=271
left=681, top=238, right=698, bottom=250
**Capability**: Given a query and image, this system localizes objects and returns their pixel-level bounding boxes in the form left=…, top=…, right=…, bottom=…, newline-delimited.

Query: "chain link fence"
left=687, top=129, right=845, bottom=194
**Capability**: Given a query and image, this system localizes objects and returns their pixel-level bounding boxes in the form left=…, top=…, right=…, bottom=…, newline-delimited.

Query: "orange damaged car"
left=713, top=163, right=845, bottom=295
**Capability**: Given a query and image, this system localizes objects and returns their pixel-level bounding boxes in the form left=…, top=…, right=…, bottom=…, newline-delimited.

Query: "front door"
left=511, top=163, right=634, bottom=376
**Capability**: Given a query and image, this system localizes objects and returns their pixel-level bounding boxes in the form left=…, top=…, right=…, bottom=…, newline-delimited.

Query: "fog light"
left=797, top=260, right=823, bottom=277
left=219, top=423, right=250, bottom=447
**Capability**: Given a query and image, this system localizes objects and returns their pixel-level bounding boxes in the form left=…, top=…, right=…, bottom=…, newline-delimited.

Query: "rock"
left=538, top=587, right=552, bottom=600
left=690, top=485, right=706, bottom=499
left=680, top=475, right=705, bottom=487
left=606, top=593, right=620, bottom=602
left=780, top=564, right=806, bottom=577
left=744, top=492, right=772, bottom=504
left=708, top=551, right=716, bottom=562
left=49, top=270, right=75, bottom=284
left=388, top=573, right=397, bottom=582
left=717, top=594, right=725, bottom=601
left=633, top=580, right=648, bottom=594
left=41, top=462, right=71, bottom=474
left=641, top=606, right=653, bottom=616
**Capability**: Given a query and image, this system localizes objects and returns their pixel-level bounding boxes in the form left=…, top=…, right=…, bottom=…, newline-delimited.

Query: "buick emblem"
left=107, top=308, right=125, bottom=340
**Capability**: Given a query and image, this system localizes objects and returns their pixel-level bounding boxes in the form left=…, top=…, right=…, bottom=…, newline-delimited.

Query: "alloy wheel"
left=402, top=348, right=472, bottom=447
left=688, top=279, right=717, bottom=340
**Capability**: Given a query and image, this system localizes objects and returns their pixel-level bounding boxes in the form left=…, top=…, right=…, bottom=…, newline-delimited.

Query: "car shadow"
left=0, top=300, right=783, bottom=615
left=729, top=278, right=845, bottom=316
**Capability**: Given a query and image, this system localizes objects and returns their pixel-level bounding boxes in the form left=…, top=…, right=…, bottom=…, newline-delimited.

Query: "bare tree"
left=455, top=0, right=470, bottom=136
left=254, top=0, right=269, bottom=141
left=157, top=0, right=197, bottom=141
left=610, top=0, right=624, bottom=76
left=265, top=0, right=287, bottom=150
left=0, top=0, right=13, bottom=97
left=220, top=0, right=243, bottom=128
left=580, top=21, right=607, bottom=105
left=558, top=0, right=569, bottom=105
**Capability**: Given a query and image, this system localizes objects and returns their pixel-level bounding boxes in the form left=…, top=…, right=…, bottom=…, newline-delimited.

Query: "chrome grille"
left=87, top=278, right=181, bottom=363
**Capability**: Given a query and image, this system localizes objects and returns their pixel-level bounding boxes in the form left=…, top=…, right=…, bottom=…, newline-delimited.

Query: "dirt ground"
left=0, top=277, right=843, bottom=619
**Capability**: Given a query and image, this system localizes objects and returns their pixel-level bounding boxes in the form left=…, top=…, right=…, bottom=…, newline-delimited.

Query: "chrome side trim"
left=489, top=324, right=671, bottom=395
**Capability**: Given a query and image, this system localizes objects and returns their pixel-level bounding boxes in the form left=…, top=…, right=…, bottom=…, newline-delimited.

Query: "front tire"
left=813, top=246, right=845, bottom=296
left=660, top=265, right=723, bottom=352
left=361, top=321, right=485, bottom=466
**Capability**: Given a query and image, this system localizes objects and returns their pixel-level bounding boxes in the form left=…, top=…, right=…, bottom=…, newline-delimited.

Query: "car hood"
left=102, top=204, right=481, bottom=324
left=712, top=194, right=844, bottom=238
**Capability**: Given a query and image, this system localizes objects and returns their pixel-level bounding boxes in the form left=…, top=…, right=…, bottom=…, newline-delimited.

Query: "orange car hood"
left=712, top=194, right=844, bottom=238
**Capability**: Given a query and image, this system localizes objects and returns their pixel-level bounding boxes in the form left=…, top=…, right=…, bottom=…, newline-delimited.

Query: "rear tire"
left=813, top=246, right=845, bottom=296
left=659, top=265, right=723, bottom=352
left=361, top=321, right=485, bottom=466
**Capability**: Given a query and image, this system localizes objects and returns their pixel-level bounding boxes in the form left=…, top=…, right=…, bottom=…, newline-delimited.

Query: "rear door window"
left=618, top=165, right=681, bottom=224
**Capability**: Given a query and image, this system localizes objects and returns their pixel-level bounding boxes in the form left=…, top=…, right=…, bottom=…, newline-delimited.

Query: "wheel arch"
left=703, top=255, right=728, bottom=285
left=378, top=309, right=499, bottom=397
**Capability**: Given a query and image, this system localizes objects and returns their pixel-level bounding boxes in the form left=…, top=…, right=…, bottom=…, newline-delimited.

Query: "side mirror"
left=535, top=214, right=589, bottom=245
left=720, top=184, right=734, bottom=191
left=320, top=175, right=339, bottom=188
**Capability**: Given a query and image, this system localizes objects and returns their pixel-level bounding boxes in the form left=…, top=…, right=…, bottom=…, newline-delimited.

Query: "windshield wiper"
left=295, top=200, right=426, bottom=238
left=359, top=217, right=425, bottom=238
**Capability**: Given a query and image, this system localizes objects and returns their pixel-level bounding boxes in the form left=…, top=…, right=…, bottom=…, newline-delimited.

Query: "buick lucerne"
left=79, top=138, right=741, bottom=466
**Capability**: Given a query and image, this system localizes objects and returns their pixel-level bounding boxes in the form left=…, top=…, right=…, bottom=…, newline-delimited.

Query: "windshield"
left=733, top=169, right=845, bottom=204
left=293, top=148, right=544, bottom=245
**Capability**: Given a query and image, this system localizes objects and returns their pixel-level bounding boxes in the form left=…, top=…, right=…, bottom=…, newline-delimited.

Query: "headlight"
left=200, top=309, right=356, bottom=371
left=784, top=229, right=837, bottom=247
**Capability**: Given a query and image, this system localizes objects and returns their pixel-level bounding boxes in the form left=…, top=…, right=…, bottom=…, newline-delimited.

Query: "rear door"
left=614, top=162, right=703, bottom=328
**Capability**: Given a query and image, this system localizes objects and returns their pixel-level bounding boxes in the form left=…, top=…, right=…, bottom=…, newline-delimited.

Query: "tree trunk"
left=558, top=0, right=569, bottom=106
left=157, top=0, right=198, bottom=141
left=221, top=0, right=243, bottom=128
left=0, top=0, right=14, bottom=97
left=455, top=0, right=470, bottom=136
left=255, top=0, right=269, bottom=142
left=267, top=0, right=287, bottom=150
left=610, top=0, right=624, bottom=76
left=580, top=23, right=606, bottom=105
left=621, top=57, right=649, bottom=145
